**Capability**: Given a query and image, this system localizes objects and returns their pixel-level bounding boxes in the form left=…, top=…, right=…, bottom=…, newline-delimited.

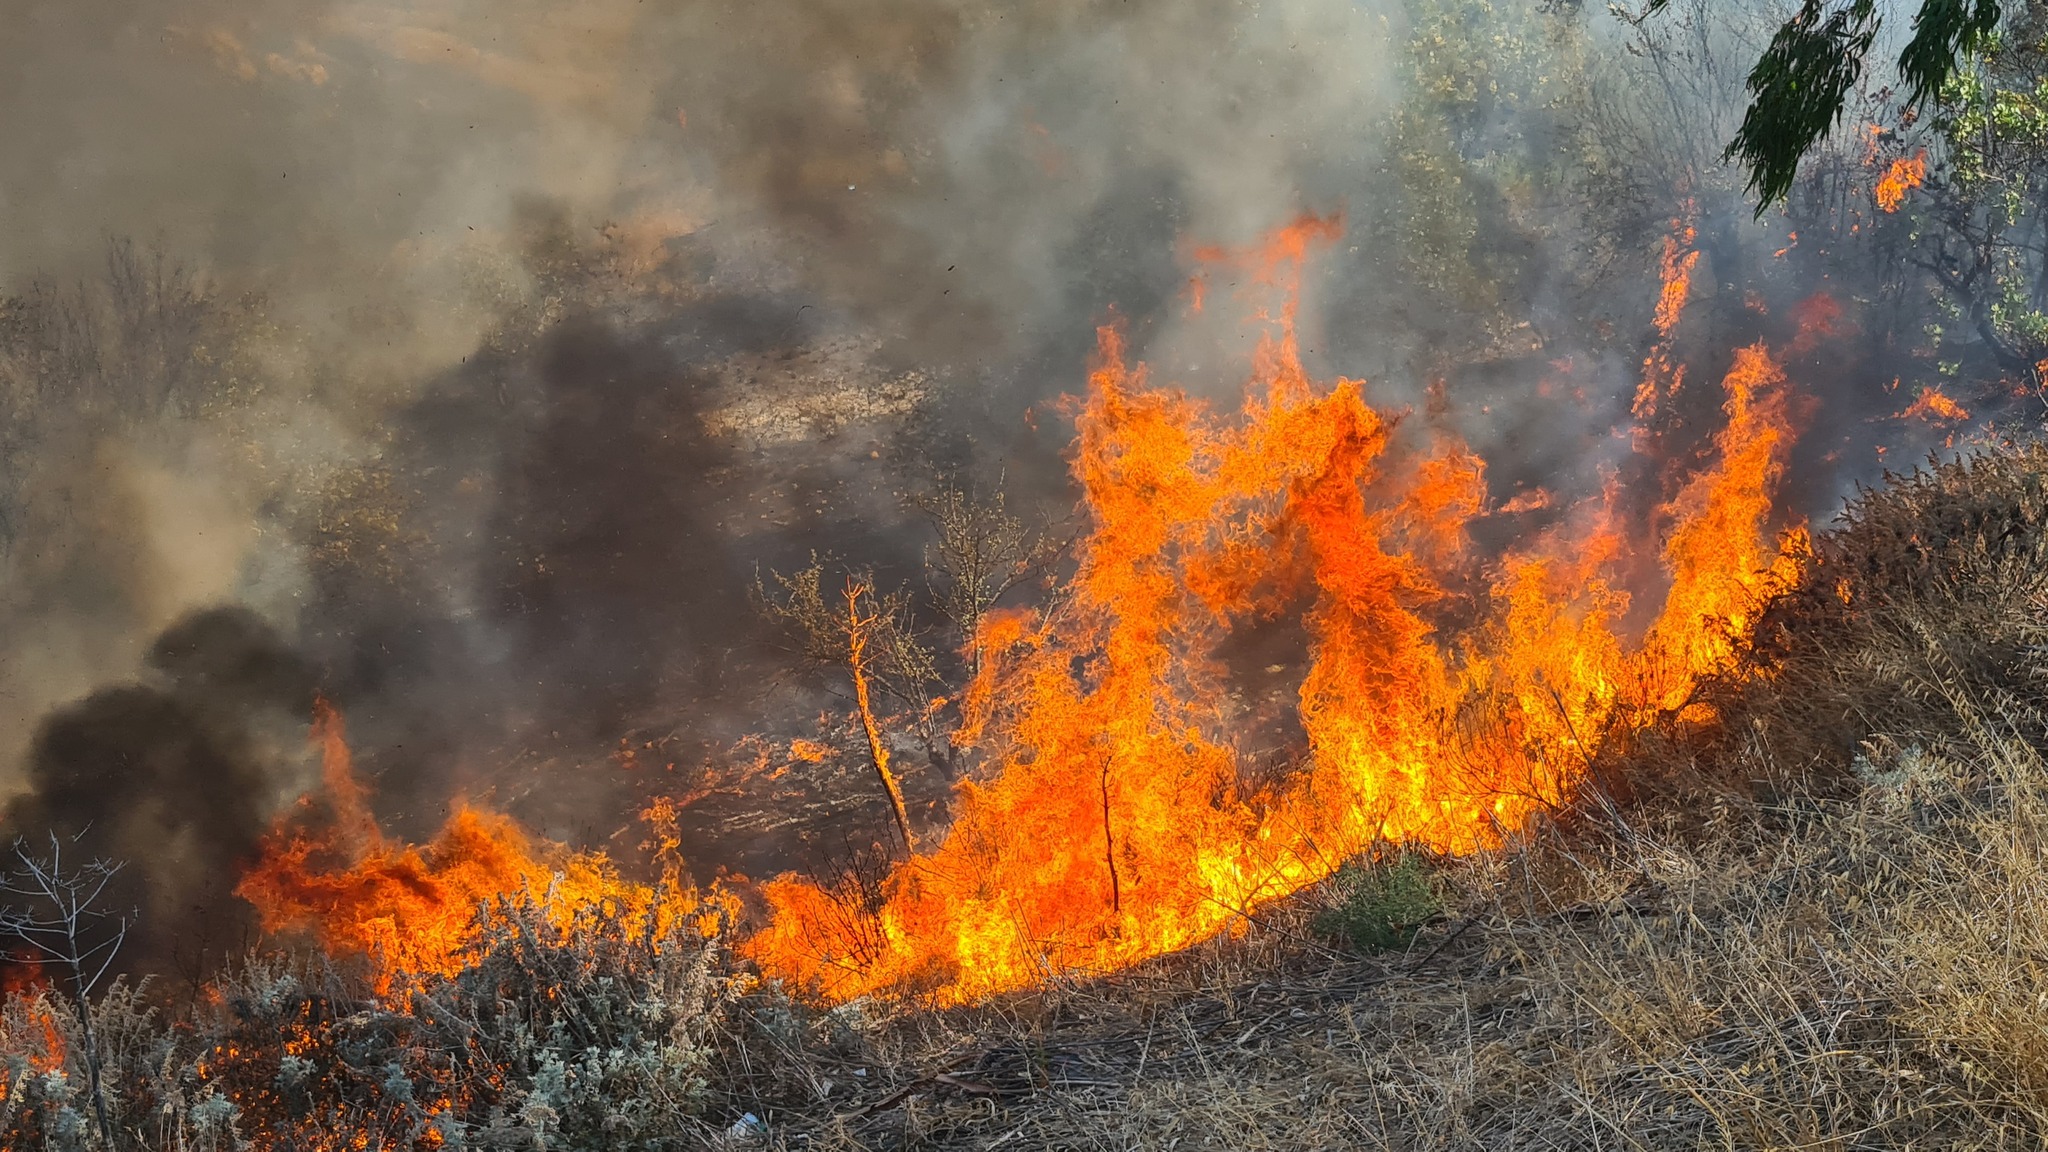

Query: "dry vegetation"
left=11, top=447, right=2048, bottom=1149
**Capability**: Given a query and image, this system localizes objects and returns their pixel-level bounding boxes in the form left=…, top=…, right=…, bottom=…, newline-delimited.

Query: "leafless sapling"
left=915, top=476, right=1061, bottom=680
left=0, top=833, right=134, bottom=1149
left=756, top=557, right=940, bottom=852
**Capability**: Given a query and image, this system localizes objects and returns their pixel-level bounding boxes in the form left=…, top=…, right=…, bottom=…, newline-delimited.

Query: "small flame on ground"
left=237, top=703, right=729, bottom=995
left=1899, top=384, right=1970, bottom=424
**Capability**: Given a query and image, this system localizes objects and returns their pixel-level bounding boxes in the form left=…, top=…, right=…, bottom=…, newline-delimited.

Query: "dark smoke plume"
left=2, top=608, right=316, bottom=979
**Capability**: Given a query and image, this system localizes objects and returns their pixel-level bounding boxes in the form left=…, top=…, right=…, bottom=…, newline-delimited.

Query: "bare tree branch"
left=0, top=832, right=133, bottom=1147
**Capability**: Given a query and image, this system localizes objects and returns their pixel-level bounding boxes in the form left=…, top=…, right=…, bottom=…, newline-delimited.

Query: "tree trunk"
left=847, top=587, right=916, bottom=854
left=68, top=960, right=112, bottom=1148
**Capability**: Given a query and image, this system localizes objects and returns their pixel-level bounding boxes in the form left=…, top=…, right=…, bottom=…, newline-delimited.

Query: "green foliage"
left=1893, top=4, right=2048, bottom=371
left=1313, top=854, right=1442, bottom=954
left=1725, top=0, right=1883, bottom=209
left=1641, top=0, right=2002, bottom=209
left=1901, top=0, right=2008, bottom=105
left=1367, top=0, right=1600, bottom=362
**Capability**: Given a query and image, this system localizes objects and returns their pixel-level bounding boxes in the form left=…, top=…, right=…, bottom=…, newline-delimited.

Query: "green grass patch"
left=1313, top=854, right=1440, bottom=954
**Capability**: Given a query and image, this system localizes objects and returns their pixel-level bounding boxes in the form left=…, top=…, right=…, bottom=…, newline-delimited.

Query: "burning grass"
left=744, top=218, right=1806, bottom=1006
left=236, top=702, right=737, bottom=996
left=15, top=485, right=2048, bottom=1147
left=0, top=453, right=2038, bottom=1147
left=791, top=716, right=2048, bottom=1150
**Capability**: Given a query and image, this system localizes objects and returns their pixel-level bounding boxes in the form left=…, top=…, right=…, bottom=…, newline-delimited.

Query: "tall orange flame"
left=748, top=214, right=1806, bottom=1004
left=1643, top=345, right=1802, bottom=710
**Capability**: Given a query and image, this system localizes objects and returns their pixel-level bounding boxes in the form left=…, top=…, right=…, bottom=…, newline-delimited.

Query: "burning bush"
left=1611, top=442, right=2048, bottom=810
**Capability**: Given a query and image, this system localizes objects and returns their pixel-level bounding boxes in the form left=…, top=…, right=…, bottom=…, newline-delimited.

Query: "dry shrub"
left=0, top=894, right=866, bottom=1150
left=1601, top=443, right=2048, bottom=811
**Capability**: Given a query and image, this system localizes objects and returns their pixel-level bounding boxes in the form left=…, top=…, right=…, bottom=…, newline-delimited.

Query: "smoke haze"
left=0, top=0, right=1967, bottom=958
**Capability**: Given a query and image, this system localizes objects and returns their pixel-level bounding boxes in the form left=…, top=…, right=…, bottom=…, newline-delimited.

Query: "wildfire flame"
left=237, top=702, right=725, bottom=994
left=229, top=214, right=1810, bottom=1008
left=746, top=213, right=1806, bottom=1004
left=1635, top=211, right=1698, bottom=423
left=1876, top=152, right=1927, bottom=213
left=0, top=993, right=65, bottom=1109
left=1899, top=384, right=1970, bottom=424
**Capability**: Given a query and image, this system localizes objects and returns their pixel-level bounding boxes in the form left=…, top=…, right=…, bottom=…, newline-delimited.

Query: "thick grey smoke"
left=0, top=0, right=1407, bottom=792
left=3, top=1, right=1396, bottom=358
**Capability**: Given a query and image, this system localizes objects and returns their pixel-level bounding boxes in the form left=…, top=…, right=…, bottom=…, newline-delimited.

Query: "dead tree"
left=915, top=477, right=1059, bottom=679
left=840, top=576, right=916, bottom=850
left=757, top=558, right=938, bottom=852
left=0, top=834, right=133, bottom=1148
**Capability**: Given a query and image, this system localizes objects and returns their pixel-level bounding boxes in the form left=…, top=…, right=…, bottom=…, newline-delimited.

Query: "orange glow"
left=0, top=993, right=66, bottom=1108
left=747, top=214, right=1805, bottom=1004
left=238, top=703, right=726, bottom=995
left=1789, top=292, right=1846, bottom=352
left=1876, top=152, right=1927, bottom=212
left=1498, top=488, right=1553, bottom=514
left=0, top=958, right=46, bottom=1002
left=1636, top=212, right=1698, bottom=422
left=1900, top=384, right=1970, bottom=423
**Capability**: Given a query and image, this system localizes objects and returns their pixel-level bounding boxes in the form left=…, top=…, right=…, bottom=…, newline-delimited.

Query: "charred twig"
left=1100, top=754, right=1120, bottom=915
left=756, top=557, right=936, bottom=854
